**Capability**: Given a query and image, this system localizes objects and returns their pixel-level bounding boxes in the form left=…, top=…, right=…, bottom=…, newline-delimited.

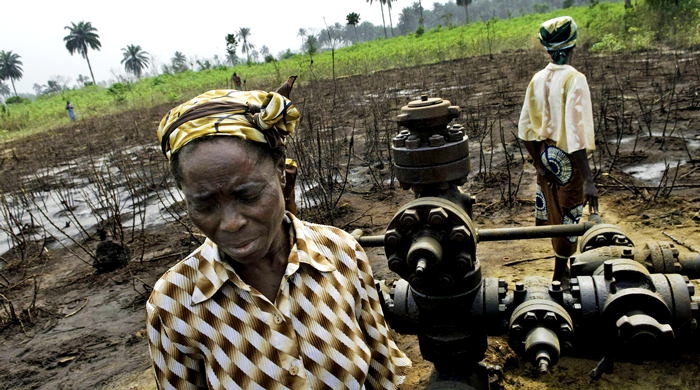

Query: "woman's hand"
left=583, top=179, right=598, bottom=214
left=537, top=164, right=563, bottom=189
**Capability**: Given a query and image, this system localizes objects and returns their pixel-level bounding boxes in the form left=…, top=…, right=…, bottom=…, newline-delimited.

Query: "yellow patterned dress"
left=518, top=63, right=595, bottom=256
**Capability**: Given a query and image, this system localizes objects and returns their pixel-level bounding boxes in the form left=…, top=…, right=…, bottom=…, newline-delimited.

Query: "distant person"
left=518, top=16, right=598, bottom=288
left=231, top=72, right=242, bottom=89
left=65, top=101, right=76, bottom=122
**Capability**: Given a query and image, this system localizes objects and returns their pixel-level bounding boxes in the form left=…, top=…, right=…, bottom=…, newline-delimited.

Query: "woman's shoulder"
left=298, top=219, right=358, bottom=247
left=148, top=243, right=207, bottom=303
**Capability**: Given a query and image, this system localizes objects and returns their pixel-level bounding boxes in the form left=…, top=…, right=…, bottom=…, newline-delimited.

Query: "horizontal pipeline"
left=356, top=222, right=595, bottom=248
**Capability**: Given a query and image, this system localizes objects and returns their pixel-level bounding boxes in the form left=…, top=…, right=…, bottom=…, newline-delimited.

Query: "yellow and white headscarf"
left=539, top=16, right=578, bottom=65
left=157, top=89, right=300, bottom=160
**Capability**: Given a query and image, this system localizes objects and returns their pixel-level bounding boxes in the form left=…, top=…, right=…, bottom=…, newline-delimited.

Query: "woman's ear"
left=277, top=157, right=287, bottom=188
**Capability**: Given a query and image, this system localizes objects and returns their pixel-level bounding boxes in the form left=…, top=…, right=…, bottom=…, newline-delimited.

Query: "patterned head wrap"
left=539, top=16, right=578, bottom=65
left=157, top=77, right=300, bottom=160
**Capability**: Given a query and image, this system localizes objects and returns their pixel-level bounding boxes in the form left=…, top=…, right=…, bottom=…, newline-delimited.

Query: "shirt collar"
left=191, top=211, right=336, bottom=305
left=546, top=63, right=573, bottom=71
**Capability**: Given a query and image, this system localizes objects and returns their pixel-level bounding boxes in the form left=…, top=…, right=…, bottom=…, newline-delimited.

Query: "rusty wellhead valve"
left=392, top=95, right=469, bottom=192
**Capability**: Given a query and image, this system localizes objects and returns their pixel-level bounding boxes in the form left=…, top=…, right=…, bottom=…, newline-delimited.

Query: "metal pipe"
left=357, top=235, right=385, bottom=247
left=477, top=222, right=594, bottom=242
left=356, top=222, right=595, bottom=248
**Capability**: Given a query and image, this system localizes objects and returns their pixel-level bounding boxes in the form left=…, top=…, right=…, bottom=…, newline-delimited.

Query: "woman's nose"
left=219, top=204, right=246, bottom=233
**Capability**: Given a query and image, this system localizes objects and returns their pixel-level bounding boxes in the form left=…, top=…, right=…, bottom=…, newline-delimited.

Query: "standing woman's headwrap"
left=157, top=76, right=302, bottom=213
left=539, top=16, right=578, bottom=65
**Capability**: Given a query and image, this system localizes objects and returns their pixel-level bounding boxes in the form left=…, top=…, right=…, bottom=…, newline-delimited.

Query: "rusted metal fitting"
left=428, top=134, right=447, bottom=147
left=400, top=209, right=420, bottom=228
left=396, top=96, right=460, bottom=130
left=385, top=229, right=402, bottom=246
left=392, top=135, right=406, bottom=147
left=388, top=256, right=403, bottom=272
left=450, top=225, right=471, bottom=243
left=428, top=207, right=449, bottom=226
left=405, top=135, right=421, bottom=149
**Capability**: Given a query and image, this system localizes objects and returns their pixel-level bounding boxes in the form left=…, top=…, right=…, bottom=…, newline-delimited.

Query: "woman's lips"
left=221, top=236, right=260, bottom=258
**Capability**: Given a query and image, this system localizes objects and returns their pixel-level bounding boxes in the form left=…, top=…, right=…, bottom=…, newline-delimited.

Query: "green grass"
left=0, top=3, right=637, bottom=137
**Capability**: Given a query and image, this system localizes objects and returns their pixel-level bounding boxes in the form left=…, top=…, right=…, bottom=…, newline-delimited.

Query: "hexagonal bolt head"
left=515, top=282, right=525, bottom=291
left=622, top=248, right=633, bottom=257
left=428, top=134, right=447, bottom=147
left=428, top=207, right=449, bottom=226
left=543, top=312, right=557, bottom=323
left=551, top=281, right=562, bottom=291
left=573, top=303, right=582, bottom=311
left=405, top=136, right=421, bottom=149
left=691, top=302, right=699, bottom=313
left=613, top=235, right=628, bottom=245
left=510, top=323, right=523, bottom=337
left=388, top=257, right=403, bottom=272
left=408, top=274, right=423, bottom=287
left=400, top=209, right=420, bottom=228
left=498, top=279, right=507, bottom=288
left=595, top=235, right=608, bottom=243
left=672, top=248, right=680, bottom=257
left=450, top=225, right=471, bottom=243
left=688, top=283, right=696, bottom=297
left=438, top=275, right=454, bottom=287
left=499, top=304, right=507, bottom=313
left=399, top=130, right=410, bottom=136
left=560, top=323, right=573, bottom=336
left=385, top=229, right=402, bottom=246
left=571, top=285, right=581, bottom=298
left=523, top=312, right=538, bottom=325
left=392, top=136, right=406, bottom=147
left=455, top=254, right=472, bottom=271
left=447, top=130, right=463, bottom=142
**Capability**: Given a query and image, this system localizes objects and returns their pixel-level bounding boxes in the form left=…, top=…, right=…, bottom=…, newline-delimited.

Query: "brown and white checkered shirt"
left=147, top=214, right=411, bottom=389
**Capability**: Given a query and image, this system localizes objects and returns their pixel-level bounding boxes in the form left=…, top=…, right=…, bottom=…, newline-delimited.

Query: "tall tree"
left=385, top=0, right=395, bottom=36
left=171, top=51, right=188, bottom=72
left=121, top=45, right=150, bottom=79
left=76, top=74, right=92, bottom=86
left=346, top=12, right=361, bottom=43
left=238, top=27, right=255, bottom=64
left=63, top=21, right=101, bottom=85
left=225, top=34, right=239, bottom=66
left=0, top=81, right=10, bottom=99
left=297, top=28, right=307, bottom=49
left=456, top=0, right=472, bottom=24
left=367, top=0, right=388, bottom=39
left=0, top=51, right=23, bottom=96
left=260, top=45, right=271, bottom=57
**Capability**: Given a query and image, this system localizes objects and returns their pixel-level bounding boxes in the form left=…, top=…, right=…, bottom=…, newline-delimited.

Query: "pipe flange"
left=579, top=224, right=634, bottom=253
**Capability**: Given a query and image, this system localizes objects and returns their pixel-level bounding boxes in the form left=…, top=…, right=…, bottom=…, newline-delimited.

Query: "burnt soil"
left=1, top=49, right=700, bottom=389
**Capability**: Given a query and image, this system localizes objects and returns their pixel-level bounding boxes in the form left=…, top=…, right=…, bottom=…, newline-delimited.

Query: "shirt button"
left=289, top=366, right=299, bottom=376
left=273, top=314, right=283, bottom=325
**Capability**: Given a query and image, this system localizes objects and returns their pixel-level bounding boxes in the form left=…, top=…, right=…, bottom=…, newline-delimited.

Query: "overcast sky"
left=2, top=0, right=451, bottom=95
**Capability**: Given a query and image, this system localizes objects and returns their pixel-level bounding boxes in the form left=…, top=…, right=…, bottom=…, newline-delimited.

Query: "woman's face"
left=179, top=138, right=287, bottom=264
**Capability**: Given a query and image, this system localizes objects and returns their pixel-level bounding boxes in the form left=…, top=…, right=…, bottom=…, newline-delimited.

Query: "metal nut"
left=560, top=323, right=572, bottom=336
left=405, top=135, right=421, bottom=149
left=447, top=131, right=463, bottom=142
left=571, top=285, right=581, bottom=298
left=438, top=275, right=454, bottom=287
left=400, top=210, right=420, bottom=228
left=388, top=257, right=402, bottom=272
left=450, top=225, right=471, bottom=243
left=455, top=253, right=472, bottom=271
left=385, top=229, right=402, bottom=246
left=428, top=134, right=446, bottom=147
left=551, top=281, right=562, bottom=291
left=392, top=136, right=406, bottom=147
left=688, top=283, right=696, bottom=296
left=515, top=282, right=525, bottom=291
left=523, top=312, right=537, bottom=324
left=428, top=207, right=448, bottom=226
left=543, top=312, right=557, bottom=324
left=622, top=248, right=633, bottom=257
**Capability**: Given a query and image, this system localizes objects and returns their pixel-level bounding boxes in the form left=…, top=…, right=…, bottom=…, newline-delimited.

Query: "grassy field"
left=0, top=2, right=639, bottom=136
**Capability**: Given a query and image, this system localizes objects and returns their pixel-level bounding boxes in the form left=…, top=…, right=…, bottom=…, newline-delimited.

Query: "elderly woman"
left=518, top=16, right=598, bottom=288
left=147, top=77, right=410, bottom=390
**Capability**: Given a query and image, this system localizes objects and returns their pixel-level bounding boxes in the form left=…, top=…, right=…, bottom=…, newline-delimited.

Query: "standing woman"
left=147, top=77, right=410, bottom=389
left=65, top=101, right=76, bottom=122
left=518, top=16, right=598, bottom=288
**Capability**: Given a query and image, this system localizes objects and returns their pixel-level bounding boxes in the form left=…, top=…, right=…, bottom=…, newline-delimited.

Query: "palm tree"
left=121, top=45, right=150, bottom=79
left=0, top=51, right=23, bottom=96
left=385, top=0, right=395, bottom=37
left=367, top=0, right=388, bottom=39
left=456, top=0, right=472, bottom=24
left=171, top=51, right=188, bottom=72
left=0, top=81, right=10, bottom=99
left=260, top=46, right=271, bottom=58
left=63, top=21, right=101, bottom=85
left=238, top=28, right=255, bottom=64
left=305, top=35, right=319, bottom=60
left=77, top=74, right=92, bottom=86
left=346, top=12, right=361, bottom=43
left=297, top=28, right=307, bottom=49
